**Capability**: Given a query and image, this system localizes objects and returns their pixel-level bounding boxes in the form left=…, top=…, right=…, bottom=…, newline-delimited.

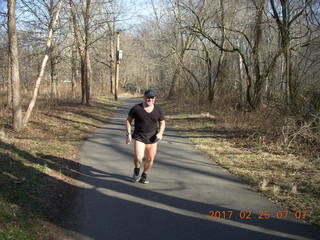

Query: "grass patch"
left=161, top=100, right=320, bottom=226
left=0, top=96, right=120, bottom=239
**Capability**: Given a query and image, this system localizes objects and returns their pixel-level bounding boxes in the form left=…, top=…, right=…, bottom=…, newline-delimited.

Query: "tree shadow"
left=1, top=139, right=319, bottom=240
left=2, top=95, right=320, bottom=239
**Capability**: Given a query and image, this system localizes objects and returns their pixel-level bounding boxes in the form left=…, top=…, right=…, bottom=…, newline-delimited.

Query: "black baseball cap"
left=144, top=89, right=156, bottom=98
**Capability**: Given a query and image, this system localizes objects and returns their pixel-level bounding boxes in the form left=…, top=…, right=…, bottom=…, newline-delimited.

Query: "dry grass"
left=0, top=93, right=121, bottom=239
left=160, top=100, right=320, bottom=226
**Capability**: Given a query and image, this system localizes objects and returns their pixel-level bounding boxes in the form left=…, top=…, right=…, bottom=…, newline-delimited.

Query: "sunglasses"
left=145, top=96, right=155, bottom=99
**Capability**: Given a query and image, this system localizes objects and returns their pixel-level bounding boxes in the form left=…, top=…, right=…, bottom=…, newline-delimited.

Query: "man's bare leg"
left=132, top=140, right=145, bottom=182
left=139, top=143, right=157, bottom=184
left=134, top=140, right=145, bottom=168
left=143, top=143, right=157, bottom=173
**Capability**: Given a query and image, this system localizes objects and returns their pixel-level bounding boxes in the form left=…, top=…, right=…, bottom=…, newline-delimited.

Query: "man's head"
left=144, top=89, right=156, bottom=106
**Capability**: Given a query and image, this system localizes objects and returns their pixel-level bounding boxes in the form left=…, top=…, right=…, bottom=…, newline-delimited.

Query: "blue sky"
left=120, top=0, right=158, bottom=30
left=126, top=0, right=155, bottom=21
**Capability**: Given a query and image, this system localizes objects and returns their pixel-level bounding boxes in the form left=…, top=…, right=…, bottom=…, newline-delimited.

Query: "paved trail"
left=66, top=98, right=320, bottom=240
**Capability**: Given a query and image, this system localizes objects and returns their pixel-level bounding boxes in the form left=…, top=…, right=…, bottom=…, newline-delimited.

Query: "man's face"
left=144, top=96, right=155, bottom=106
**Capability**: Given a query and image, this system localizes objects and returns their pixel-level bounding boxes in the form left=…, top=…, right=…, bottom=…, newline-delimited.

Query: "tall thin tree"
left=8, top=0, right=22, bottom=131
left=23, top=0, right=64, bottom=127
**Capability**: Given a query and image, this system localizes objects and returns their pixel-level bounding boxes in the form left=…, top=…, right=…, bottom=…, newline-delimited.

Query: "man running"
left=125, top=89, right=165, bottom=184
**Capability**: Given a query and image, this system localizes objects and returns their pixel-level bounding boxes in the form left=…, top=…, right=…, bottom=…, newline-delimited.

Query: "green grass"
left=0, top=228, right=36, bottom=240
left=0, top=195, right=38, bottom=240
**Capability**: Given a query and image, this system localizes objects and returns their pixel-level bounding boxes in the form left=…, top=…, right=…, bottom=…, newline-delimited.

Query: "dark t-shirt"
left=128, top=103, right=165, bottom=135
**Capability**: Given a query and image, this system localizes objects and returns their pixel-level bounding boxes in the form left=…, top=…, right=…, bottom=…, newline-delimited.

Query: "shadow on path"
left=1, top=98, right=319, bottom=240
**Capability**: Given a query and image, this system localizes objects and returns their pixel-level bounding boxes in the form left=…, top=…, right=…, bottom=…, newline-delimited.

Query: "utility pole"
left=114, top=31, right=120, bottom=101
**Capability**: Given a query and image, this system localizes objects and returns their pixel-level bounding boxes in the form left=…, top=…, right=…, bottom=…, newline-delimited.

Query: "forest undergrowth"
left=161, top=99, right=320, bottom=226
left=0, top=92, right=120, bottom=240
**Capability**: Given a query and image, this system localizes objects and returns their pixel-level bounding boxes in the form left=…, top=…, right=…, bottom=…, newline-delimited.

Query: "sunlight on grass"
left=161, top=101, right=320, bottom=226
left=0, top=97, right=119, bottom=239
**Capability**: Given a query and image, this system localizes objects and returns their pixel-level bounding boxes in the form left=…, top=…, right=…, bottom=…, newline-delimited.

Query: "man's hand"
left=157, top=120, right=165, bottom=142
left=125, top=116, right=133, bottom=144
left=126, top=135, right=132, bottom=144
left=156, top=133, right=163, bottom=141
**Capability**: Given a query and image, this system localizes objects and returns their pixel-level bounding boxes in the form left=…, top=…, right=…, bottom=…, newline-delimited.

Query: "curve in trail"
left=65, top=98, right=320, bottom=240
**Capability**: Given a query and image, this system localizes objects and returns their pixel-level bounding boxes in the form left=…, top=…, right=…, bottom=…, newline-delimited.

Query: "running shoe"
left=132, top=168, right=140, bottom=182
left=139, top=173, right=149, bottom=184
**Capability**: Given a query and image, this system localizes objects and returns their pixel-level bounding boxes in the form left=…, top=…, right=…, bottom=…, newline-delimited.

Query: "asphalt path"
left=65, top=98, right=320, bottom=240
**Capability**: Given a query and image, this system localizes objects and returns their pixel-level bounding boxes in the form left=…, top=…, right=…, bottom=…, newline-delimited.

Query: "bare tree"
left=8, top=0, right=22, bottom=131
left=7, top=51, right=12, bottom=107
left=22, top=0, right=64, bottom=128
left=270, top=0, right=313, bottom=108
left=178, top=0, right=282, bottom=109
left=70, top=20, right=78, bottom=98
left=107, top=20, right=115, bottom=95
left=69, top=0, right=92, bottom=105
left=167, top=0, right=197, bottom=98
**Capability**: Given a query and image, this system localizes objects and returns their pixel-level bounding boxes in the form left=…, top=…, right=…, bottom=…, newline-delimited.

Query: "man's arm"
left=156, top=120, right=165, bottom=140
left=125, top=116, right=133, bottom=144
left=126, top=115, right=133, bottom=133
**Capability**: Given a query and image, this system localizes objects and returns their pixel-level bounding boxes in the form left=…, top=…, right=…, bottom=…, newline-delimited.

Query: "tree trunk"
left=80, top=57, right=86, bottom=104
left=70, top=0, right=91, bottom=105
left=238, top=51, right=245, bottom=104
left=70, top=0, right=85, bottom=103
left=269, top=0, right=306, bottom=109
left=8, top=0, right=23, bottom=131
left=23, top=0, right=63, bottom=128
left=207, top=57, right=214, bottom=102
left=71, top=41, right=77, bottom=98
left=168, top=66, right=180, bottom=98
left=285, top=46, right=293, bottom=106
left=49, top=0, right=57, bottom=99
left=69, top=8, right=78, bottom=99
left=202, top=41, right=214, bottom=103
left=84, top=0, right=92, bottom=105
left=167, top=0, right=194, bottom=99
left=50, top=55, right=58, bottom=98
left=108, top=22, right=115, bottom=95
left=206, top=0, right=226, bottom=104
left=85, top=52, right=92, bottom=104
left=251, top=0, right=265, bottom=107
left=7, top=54, right=12, bottom=107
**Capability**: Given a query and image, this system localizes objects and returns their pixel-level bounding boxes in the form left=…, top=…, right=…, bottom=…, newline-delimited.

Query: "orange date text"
left=208, top=209, right=308, bottom=220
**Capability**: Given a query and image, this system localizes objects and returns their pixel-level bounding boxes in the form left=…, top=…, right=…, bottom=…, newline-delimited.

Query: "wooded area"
left=1, top=1, right=320, bottom=236
left=0, top=0, right=320, bottom=154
